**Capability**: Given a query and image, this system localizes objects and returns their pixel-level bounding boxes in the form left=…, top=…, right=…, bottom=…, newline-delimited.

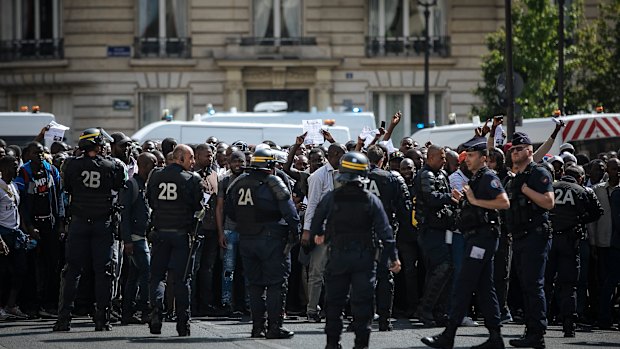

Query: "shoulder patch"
left=490, top=179, right=501, bottom=189
left=541, top=176, right=549, bottom=184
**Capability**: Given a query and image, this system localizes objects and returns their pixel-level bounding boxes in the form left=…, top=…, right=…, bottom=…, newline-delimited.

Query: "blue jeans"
left=122, top=239, right=151, bottom=317
left=221, top=230, right=239, bottom=305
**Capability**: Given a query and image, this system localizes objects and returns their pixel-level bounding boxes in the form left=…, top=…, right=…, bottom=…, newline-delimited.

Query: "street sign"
left=107, top=46, right=131, bottom=57
left=113, top=100, right=132, bottom=110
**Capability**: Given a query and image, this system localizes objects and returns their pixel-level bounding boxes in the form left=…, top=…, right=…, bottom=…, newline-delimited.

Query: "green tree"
left=567, top=0, right=620, bottom=113
left=473, top=0, right=582, bottom=119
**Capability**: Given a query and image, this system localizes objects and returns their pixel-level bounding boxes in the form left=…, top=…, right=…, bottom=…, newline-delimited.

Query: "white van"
left=411, top=113, right=620, bottom=157
left=0, top=111, right=56, bottom=146
left=131, top=120, right=352, bottom=147
left=196, top=110, right=376, bottom=140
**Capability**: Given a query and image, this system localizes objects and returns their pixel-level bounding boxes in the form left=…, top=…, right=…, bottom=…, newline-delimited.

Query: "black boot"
left=176, top=320, right=190, bottom=337
left=251, top=319, right=266, bottom=338
left=563, top=318, right=575, bottom=338
left=354, top=332, right=370, bottom=349
left=471, top=326, right=505, bottom=349
left=94, top=307, right=112, bottom=331
left=265, top=319, right=294, bottom=339
left=52, top=314, right=72, bottom=332
left=379, top=317, right=393, bottom=331
left=508, top=328, right=545, bottom=349
left=326, top=335, right=342, bottom=349
left=149, top=308, right=162, bottom=335
left=421, top=324, right=457, bottom=349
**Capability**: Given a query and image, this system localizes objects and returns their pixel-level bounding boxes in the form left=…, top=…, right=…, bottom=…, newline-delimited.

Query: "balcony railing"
left=134, top=37, right=191, bottom=59
left=0, top=38, right=64, bottom=62
left=365, top=36, right=450, bottom=58
left=234, top=36, right=317, bottom=46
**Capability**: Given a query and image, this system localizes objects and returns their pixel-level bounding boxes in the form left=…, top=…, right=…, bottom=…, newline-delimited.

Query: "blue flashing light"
left=416, top=123, right=425, bottom=129
left=352, top=107, right=362, bottom=113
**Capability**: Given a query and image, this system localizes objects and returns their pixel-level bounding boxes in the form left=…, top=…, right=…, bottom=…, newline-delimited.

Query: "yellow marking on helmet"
left=252, top=156, right=275, bottom=162
left=79, top=132, right=100, bottom=140
left=341, top=160, right=368, bottom=170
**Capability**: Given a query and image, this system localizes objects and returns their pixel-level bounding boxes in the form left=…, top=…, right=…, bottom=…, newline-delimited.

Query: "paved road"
left=1, top=316, right=619, bottom=349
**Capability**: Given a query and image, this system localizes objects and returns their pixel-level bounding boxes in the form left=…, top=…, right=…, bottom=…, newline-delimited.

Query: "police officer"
left=364, top=145, right=411, bottom=331
left=421, top=137, right=509, bottom=349
left=504, top=132, right=555, bottom=349
left=146, top=144, right=203, bottom=336
left=546, top=165, right=602, bottom=337
left=53, top=128, right=127, bottom=332
left=225, top=148, right=300, bottom=339
left=414, top=145, right=458, bottom=326
left=311, top=152, right=401, bottom=349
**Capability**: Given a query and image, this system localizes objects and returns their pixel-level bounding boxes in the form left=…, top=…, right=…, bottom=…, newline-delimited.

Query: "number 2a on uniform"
left=554, top=188, right=575, bottom=205
left=158, top=183, right=177, bottom=200
left=238, top=188, right=254, bottom=206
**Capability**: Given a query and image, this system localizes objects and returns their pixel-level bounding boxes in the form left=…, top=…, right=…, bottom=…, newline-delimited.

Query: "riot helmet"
left=78, top=127, right=113, bottom=150
left=250, top=148, right=276, bottom=169
left=337, top=151, right=369, bottom=183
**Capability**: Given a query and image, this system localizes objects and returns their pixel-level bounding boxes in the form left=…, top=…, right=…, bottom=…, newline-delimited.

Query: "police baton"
left=183, top=207, right=206, bottom=283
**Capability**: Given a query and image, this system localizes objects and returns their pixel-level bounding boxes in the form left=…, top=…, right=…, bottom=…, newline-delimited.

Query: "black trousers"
left=545, top=233, right=580, bottom=320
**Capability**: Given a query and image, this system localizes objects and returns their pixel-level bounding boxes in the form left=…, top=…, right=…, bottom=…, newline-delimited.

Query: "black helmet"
left=250, top=148, right=276, bottom=169
left=337, top=151, right=369, bottom=183
left=78, top=127, right=113, bottom=150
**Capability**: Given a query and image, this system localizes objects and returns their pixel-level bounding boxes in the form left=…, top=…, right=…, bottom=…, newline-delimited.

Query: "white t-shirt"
left=0, top=178, right=20, bottom=230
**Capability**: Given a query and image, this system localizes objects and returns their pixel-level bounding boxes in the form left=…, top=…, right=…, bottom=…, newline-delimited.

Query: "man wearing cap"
left=422, top=136, right=509, bottom=349
left=546, top=165, right=602, bottom=337
left=504, top=132, right=555, bottom=349
left=547, top=156, right=564, bottom=181
left=311, top=151, right=400, bottom=349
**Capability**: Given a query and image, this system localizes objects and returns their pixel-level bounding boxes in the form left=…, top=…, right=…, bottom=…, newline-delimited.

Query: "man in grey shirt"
left=301, top=143, right=346, bottom=322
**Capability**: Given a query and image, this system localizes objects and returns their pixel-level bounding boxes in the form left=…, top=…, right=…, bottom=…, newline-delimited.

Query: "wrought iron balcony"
left=0, top=38, right=64, bottom=62
left=365, top=36, right=450, bottom=57
left=234, top=36, right=317, bottom=46
left=134, top=37, right=192, bottom=58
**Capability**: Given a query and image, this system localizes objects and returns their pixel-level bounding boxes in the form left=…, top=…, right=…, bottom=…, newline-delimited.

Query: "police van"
left=131, top=120, right=351, bottom=146
left=0, top=109, right=56, bottom=146
left=196, top=102, right=376, bottom=139
left=411, top=113, right=620, bottom=157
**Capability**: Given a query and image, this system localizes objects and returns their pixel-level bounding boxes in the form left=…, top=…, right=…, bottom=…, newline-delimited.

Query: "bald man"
left=146, top=144, right=203, bottom=336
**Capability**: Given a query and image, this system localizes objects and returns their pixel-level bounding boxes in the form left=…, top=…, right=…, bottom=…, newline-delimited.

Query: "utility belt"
left=71, top=214, right=111, bottom=224
left=512, top=220, right=552, bottom=240
left=462, top=225, right=500, bottom=239
left=554, top=226, right=585, bottom=240
left=457, top=205, right=499, bottom=232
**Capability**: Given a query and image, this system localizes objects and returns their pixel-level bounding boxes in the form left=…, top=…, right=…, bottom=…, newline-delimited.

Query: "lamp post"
left=558, top=0, right=565, bottom=114
left=418, top=0, right=436, bottom=126
left=505, top=0, right=515, bottom=139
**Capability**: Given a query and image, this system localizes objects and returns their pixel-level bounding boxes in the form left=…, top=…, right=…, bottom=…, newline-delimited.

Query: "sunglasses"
left=512, top=145, right=528, bottom=152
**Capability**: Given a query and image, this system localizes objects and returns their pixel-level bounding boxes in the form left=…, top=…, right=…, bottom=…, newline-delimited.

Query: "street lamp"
left=418, top=0, right=436, bottom=126
left=558, top=0, right=565, bottom=114
left=505, top=0, right=516, bottom=139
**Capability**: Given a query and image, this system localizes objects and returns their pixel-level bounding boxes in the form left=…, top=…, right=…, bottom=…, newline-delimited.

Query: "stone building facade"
left=0, top=0, right=603, bottom=142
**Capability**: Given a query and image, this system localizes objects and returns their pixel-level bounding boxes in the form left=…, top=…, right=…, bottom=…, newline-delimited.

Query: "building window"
left=136, top=0, right=190, bottom=58
left=140, top=93, right=188, bottom=127
left=372, top=92, right=443, bottom=143
left=0, top=0, right=63, bottom=62
left=366, top=0, right=449, bottom=57
left=248, top=0, right=310, bottom=45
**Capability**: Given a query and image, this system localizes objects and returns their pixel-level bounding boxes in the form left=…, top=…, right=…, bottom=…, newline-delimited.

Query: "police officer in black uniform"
left=53, top=128, right=127, bottom=332
left=146, top=144, right=203, bottom=336
left=546, top=165, right=602, bottom=337
left=364, top=145, right=411, bottom=331
left=421, top=137, right=509, bottom=349
left=226, top=148, right=300, bottom=339
left=414, top=145, right=458, bottom=326
left=311, top=151, right=401, bottom=349
left=504, top=132, right=555, bottom=349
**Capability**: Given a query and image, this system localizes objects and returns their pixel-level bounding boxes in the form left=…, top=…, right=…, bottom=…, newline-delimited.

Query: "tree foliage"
left=473, top=0, right=582, bottom=119
left=567, top=0, right=620, bottom=113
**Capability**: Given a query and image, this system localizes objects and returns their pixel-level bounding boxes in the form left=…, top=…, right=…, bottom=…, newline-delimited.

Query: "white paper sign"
left=494, top=124, right=505, bottom=146
left=44, top=121, right=70, bottom=145
left=470, top=246, right=486, bottom=260
left=302, top=119, right=324, bottom=145
left=359, top=126, right=379, bottom=147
